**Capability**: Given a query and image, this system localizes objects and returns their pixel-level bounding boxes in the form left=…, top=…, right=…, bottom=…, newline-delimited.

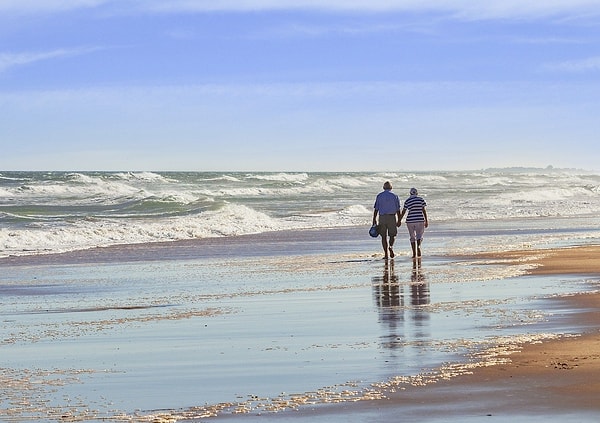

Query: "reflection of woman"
left=399, top=188, right=429, bottom=258
left=411, top=260, right=430, bottom=306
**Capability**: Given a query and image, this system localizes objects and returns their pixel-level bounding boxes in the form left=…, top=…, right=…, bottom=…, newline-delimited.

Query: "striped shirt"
left=403, top=195, right=427, bottom=223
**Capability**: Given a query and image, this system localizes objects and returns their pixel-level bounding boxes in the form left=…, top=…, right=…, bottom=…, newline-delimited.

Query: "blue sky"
left=1, top=1, right=600, bottom=171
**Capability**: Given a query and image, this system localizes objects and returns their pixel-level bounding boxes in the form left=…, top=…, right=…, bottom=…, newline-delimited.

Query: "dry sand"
left=476, top=245, right=600, bottom=276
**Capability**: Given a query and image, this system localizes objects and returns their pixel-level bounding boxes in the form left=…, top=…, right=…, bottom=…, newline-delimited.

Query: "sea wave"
left=1, top=169, right=599, bottom=257
left=111, top=171, right=174, bottom=182
left=246, top=172, right=309, bottom=182
left=0, top=204, right=265, bottom=257
left=0, top=202, right=372, bottom=257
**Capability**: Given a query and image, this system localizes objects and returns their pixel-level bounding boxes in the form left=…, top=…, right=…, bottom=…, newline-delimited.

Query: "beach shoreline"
left=2, top=228, right=599, bottom=422
left=382, top=246, right=600, bottom=419
left=469, top=245, right=600, bottom=276
left=212, top=245, right=600, bottom=422
left=0, top=226, right=368, bottom=265
left=378, top=293, right=600, bottom=420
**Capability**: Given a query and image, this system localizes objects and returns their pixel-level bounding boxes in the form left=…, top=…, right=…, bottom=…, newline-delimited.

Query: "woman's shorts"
left=406, top=222, right=425, bottom=242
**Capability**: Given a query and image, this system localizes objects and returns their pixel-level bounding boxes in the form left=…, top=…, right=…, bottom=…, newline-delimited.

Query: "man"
left=373, top=181, right=401, bottom=259
left=399, top=187, right=429, bottom=258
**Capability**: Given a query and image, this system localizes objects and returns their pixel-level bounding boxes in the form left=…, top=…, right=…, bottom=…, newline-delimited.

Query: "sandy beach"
left=459, top=247, right=600, bottom=410
left=213, top=245, right=600, bottom=422
left=360, top=246, right=600, bottom=421
left=1, top=227, right=599, bottom=422
left=375, top=247, right=600, bottom=421
left=460, top=246, right=600, bottom=417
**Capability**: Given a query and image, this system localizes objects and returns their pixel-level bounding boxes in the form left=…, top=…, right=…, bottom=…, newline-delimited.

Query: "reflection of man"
left=373, top=261, right=403, bottom=349
left=373, top=260, right=402, bottom=308
left=372, top=181, right=401, bottom=260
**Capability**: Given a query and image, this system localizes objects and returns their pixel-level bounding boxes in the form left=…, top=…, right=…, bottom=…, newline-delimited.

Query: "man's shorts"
left=378, top=214, right=398, bottom=237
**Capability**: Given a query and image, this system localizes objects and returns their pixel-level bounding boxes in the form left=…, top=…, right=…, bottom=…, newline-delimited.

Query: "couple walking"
left=372, top=181, right=428, bottom=260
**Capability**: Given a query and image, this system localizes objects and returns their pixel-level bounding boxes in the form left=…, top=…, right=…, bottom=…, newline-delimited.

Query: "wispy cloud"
left=136, top=1, right=600, bottom=18
left=249, top=20, right=434, bottom=40
left=544, top=56, right=600, bottom=73
left=508, top=36, right=588, bottom=45
left=442, top=1, right=600, bottom=21
left=0, top=0, right=106, bottom=14
left=2, top=1, right=600, bottom=21
left=0, top=47, right=105, bottom=73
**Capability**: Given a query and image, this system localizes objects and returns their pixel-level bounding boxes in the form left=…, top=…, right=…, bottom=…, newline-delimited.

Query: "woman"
left=399, top=188, right=429, bottom=258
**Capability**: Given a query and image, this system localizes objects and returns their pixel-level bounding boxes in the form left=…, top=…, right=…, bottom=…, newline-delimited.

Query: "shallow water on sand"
left=2, top=224, right=599, bottom=421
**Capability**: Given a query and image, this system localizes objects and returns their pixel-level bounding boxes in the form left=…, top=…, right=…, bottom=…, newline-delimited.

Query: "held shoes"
left=369, top=225, right=379, bottom=238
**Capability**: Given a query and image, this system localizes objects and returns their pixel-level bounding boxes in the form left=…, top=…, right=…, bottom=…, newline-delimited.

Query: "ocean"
left=2, top=169, right=600, bottom=258
left=1, top=169, right=600, bottom=422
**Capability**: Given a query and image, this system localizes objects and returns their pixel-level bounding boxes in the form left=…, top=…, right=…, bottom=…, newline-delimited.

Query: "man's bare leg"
left=381, top=237, right=389, bottom=259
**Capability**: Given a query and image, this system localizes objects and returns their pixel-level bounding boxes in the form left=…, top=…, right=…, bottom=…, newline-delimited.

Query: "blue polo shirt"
left=374, top=189, right=400, bottom=215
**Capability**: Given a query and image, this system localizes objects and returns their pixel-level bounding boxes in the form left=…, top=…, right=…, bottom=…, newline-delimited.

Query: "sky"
left=1, top=1, right=600, bottom=172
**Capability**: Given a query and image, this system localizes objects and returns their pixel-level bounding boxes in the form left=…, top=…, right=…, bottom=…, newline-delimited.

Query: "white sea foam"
left=0, top=204, right=286, bottom=257
left=201, top=174, right=242, bottom=182
left=112, top=171, right=173, bottom=181
left=246, top=172, right=309, bottom=182
left=340, top=204, right=371, bottom=216
left=10, top=176, right=142, bottom=204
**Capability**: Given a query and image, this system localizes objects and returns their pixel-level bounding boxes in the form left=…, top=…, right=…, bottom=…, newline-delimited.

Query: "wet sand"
left=2, top=235, right=599, bottom=422
left=384, top=246, right=600, bottom=420
left=228, top=245, right=600, bottom=422
left=463, top=246, right=600, bottom=410
left=361, top=246, right=600, bottom=421
left=376, top=296, right=600, bottom=422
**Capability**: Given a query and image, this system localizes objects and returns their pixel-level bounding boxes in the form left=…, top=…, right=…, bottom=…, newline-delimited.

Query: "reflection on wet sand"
left=410, top=259, right=430, bottom=340
left=373, top=259, right=431, bottom=349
